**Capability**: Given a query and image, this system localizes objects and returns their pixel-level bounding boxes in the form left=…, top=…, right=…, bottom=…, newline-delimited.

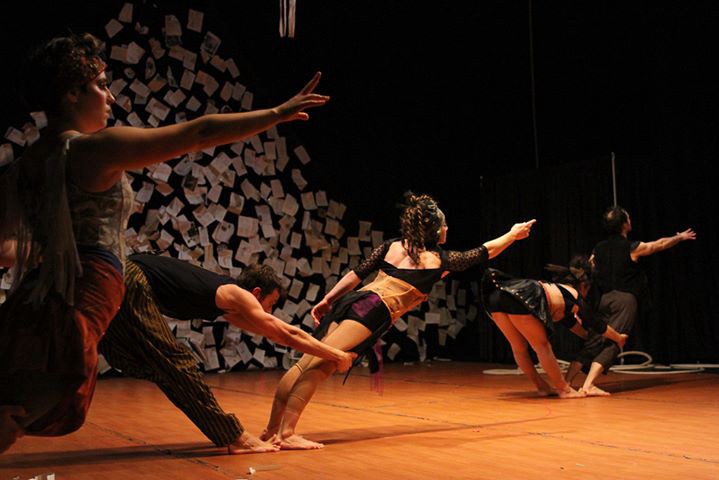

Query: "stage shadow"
left=0, top=443, right=225, bottom=469
left=315, top=412, right=564, bottom=446
left=595, top=374, right=698, bottom=394
left=496, top=373, right=705, bottom=398
left=497, top=390, right=559, bottom=400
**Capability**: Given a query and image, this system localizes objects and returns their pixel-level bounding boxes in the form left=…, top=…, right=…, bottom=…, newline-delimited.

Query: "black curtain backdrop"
left=613, top=156, right=717, bottom=363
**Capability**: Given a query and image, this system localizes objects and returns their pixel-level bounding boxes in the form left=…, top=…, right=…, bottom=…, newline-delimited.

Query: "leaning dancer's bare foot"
left=582, top=385, right=611, bottom=397
left=536, top=379, right=557, bottom=397
left=227, top=431, right=280, bottom=454
left=557, top=386, right=586, bottom=399
left=277, top=434, right=325, bottom=450
left=537, top=387, right=558, bottom=397
left=259, top=427, right=277, bottom=442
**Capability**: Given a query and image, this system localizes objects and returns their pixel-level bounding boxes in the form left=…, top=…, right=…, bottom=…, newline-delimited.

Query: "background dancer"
left=565, top=206, right=696, bottom=396
left=484, top=256, right=627, bottom=398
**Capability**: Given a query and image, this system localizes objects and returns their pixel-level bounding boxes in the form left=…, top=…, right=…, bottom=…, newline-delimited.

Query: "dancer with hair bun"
left=261, top=192, right=536, bottom=449
left=483, top=256, right=628, bottom=398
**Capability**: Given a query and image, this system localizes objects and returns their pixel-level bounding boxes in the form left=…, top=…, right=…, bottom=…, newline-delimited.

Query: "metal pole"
left=529, top=0, right=539, bottom=169
left=610, top=151, right=617, bottom=206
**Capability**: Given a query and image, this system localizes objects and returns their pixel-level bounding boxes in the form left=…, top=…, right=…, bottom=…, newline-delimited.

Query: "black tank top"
left=593, top=234, right=647, bottom=298
left=129, top=254, right=238, bottom=320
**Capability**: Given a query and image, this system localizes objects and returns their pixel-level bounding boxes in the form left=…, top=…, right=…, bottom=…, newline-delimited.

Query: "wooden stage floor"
left=1, top=362, right=717, bottom=480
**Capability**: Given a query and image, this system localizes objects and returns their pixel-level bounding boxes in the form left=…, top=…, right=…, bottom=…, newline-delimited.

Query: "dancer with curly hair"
left=261, top=192, right=536, bottom=449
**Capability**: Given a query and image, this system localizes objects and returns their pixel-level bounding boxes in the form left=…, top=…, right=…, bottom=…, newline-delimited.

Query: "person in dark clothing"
left=98, top=255, right=355, bottom=454
left=565, top=206, right=696, bottom=396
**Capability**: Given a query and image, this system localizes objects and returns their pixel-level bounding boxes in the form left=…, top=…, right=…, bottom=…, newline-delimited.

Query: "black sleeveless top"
left=129, top=254, right=238, bottom=320
left=593, top=234, right=649, bottom=302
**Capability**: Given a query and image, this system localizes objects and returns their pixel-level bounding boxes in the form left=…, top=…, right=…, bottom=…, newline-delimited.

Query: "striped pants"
left=98, top=261, right=243, bottom=446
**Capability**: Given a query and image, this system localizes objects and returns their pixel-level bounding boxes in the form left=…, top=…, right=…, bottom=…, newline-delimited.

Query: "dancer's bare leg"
left=508, top=314, right=584, bottom=399
left=260, top=362, right=304, bottom=441
left=492, top=312, right=554, bottom=396
left=580, top=362, right=611, bottom=396
left=275, top=359, right=334, bottom=450
left=565, top=361, right=584, bottom=387
left=261, top=322, right=341, bottom=441
left=227, top=431, right=279, bottom=454
left=273, top=320, right=371, bottom=450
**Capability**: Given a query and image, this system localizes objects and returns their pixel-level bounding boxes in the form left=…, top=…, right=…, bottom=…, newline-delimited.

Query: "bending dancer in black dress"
left=260, top=192, right=536, bottom=449
left=483, top=256, right=627, bottom=398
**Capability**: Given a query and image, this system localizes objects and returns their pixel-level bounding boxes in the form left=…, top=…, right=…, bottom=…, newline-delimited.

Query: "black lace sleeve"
left=442, top=245, right=489, bottom=272
left=352, top=239, right=393, bottom=280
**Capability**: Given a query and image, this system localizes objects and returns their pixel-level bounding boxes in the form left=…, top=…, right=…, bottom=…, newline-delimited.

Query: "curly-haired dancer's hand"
left=311, top=298, right=332, bottom=328
left=510, top=219, right=537, bottom=240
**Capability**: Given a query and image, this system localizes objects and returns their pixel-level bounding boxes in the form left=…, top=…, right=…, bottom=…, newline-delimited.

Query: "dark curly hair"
left=545, top=254, right=592, bottom=288
left=22, top=33, right=106, bottom=114
left=399, top=192, right=445, bottom=264
left=236, top=264, right=286, bottom=299
left=602, top=205, right=629, bottom=235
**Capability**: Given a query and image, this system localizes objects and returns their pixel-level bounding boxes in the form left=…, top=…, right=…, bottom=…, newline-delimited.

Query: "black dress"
left=482, top=268, right=609, bottom=335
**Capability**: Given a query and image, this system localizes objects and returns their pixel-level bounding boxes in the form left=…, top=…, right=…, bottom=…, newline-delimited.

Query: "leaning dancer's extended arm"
left=569, top=323, right=589, bottom=340
left=602, top=326, right=628, bottom=349
left=216, top=284, right=355, bottom=372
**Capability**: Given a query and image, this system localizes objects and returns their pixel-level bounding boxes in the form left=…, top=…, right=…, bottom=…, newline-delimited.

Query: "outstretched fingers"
left=678, top=228, right=696, bottom=240
left=284, top=94, right=330, bottom=122
left=301, top=71, right=322, bottom=95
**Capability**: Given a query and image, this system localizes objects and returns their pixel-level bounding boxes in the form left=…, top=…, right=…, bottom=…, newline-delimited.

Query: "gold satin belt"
left=359, top=269, right=428, bottom=323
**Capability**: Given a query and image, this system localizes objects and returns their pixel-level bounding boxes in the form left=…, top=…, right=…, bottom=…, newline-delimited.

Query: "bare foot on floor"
left=536, top=379, right=557, bottom=397
left=537, top=387, right=558, bottom=397
left=277, top=434, right=325, bottom=450
left=227, top=432, right=280, bottom=454
left=259, top=428, right=277, bottom=442
left=582, top=385, right=611, bottom=397
left=558, top=386, right=586, bottom=399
